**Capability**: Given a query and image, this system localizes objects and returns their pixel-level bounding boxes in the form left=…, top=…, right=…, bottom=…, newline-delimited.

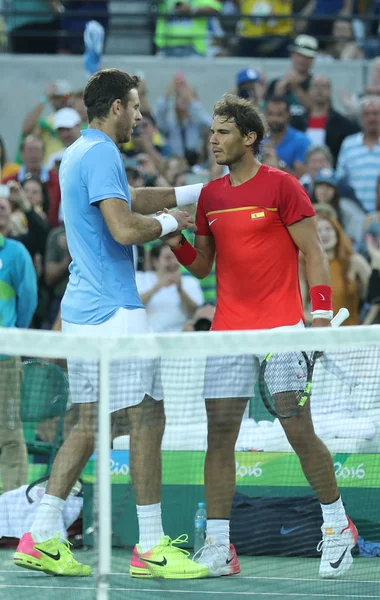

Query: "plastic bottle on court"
left=194, top=502, right=207, bottom=554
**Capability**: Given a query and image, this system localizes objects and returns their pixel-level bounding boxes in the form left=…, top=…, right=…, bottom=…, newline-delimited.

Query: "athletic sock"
left=137, top=503, right=165, bottom=553
left=320, top=496, right=348, bottom=531
left=206, top=519, right=230, bottom=547
left=30, top=494, right=65, bottom=543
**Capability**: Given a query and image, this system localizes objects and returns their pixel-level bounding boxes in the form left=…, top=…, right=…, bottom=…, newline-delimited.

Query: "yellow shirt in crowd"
left=239, top=0, right=293, bottom=38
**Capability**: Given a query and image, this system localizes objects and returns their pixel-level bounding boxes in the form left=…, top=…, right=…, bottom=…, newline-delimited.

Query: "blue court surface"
left=1, top=549, right=380, bottom=600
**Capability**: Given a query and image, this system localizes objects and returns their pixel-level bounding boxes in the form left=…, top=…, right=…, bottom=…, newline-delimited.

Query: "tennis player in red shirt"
left=166, top=95, right=357, bottom=579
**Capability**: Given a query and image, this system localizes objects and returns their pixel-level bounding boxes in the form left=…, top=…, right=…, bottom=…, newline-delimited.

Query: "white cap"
left=289, top=35, right=319, bottom=58
left=54, top=108, right=81, bottom=129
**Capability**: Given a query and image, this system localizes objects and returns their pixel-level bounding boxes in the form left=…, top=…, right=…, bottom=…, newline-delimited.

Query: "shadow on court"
left=1, top=549, right=380, bottom=600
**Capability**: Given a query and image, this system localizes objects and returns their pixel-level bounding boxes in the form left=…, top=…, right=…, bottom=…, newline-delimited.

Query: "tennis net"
left=1, top=324, right=380, bottom=599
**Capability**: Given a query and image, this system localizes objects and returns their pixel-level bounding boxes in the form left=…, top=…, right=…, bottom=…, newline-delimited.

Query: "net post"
left=96, top=349, right=112, bottom=600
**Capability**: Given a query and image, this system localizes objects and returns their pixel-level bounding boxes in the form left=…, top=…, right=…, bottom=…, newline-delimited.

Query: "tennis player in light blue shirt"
left=18, top=69, right=206, bottom=580
left=60, top=128, right=144, bottom=324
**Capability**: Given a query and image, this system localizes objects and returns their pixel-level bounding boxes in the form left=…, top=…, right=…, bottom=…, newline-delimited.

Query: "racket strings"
left=261, top=352, right=309, bottom=417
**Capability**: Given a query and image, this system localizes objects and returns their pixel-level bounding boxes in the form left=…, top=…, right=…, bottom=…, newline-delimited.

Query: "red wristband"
left=171, top=239, right=197, bottom=266
left=310, top=285, right=332, bottom=312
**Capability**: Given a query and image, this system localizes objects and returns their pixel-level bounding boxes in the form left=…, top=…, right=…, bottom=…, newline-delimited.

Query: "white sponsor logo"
left=236, top=460, right=262, bottom=478
left=208, top=218, right=217, bottom=226
left=110, top=458, right=129, bottom=476
left=319, top=292, right=326, bottom=301
left=334, top=462, right=365, bottom=479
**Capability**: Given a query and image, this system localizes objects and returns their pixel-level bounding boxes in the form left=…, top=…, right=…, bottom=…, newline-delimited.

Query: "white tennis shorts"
left=62, top=308, right=164, bottom=412
left=203, top=320, right=305, bottom=399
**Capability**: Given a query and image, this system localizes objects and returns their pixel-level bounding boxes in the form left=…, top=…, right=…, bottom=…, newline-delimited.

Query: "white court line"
left=1, top=570, right=380, bottom=585
left=0, top=585, right=380, bottom=598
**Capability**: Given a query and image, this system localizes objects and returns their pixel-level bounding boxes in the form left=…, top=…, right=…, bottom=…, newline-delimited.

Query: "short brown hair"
left=213, top=94, right=267, bottom=155
left=84, top=69, right=140, bottom=122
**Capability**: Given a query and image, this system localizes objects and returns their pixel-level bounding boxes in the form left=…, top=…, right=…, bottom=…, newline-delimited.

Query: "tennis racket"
left=26, top=476, right=83, bottom=505
left=258, top=308, right=350, bottom=419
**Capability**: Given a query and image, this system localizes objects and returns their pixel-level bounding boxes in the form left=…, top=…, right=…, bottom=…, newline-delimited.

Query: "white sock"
left=206, top=519, right=230, bottom=547
left=30, top=494, right=65, bottom=543
left=320, top=497, right=348, bottom=531
left=137, top=503, right=164, bottom=553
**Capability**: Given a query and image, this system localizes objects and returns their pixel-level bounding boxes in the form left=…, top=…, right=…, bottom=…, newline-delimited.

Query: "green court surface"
left=1, top=549, right=380, bottom=600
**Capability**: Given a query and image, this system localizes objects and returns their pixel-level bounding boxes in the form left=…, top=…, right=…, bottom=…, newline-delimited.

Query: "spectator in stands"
left=0, top=135, right=19, bottom=181
left=267, top=34, right=318, bottom=131
left=8, top=0, right=60, bottom=54
left=363, top=231, right=380, bottom=323
left=301, top=0, right=353, bottom=45
left=121, top=112, right=171, bottom=172
left=339, top=57, right=380, bottom=118
left=362, top=176, right=380, bottom=233
left=306, top=75, right=359, bottom=166
left=21, top=80, right=72, bottom=165
left=263, top=96, right=311, bottom=178
left=2, top=136, right=61, bottom=229
left=45, top=108, right=82, bottom=171
left=125, top=167, right=146, bottom=189
left=58, top=1, right=109, bottom=54
left=237, top=0, right=293, bottom=58
left=0, top=211, right=37, bottom=493
left=312, top=168, right=366, bottom=244
left=235, top=68, right=267, bottom=110
left=162, top=156, right=189, bottom=186
left=336, top=97, right=380, bottom=214
left=69, top=89, right=87, bottom=123
left=136, top=242, right=204, bottom=333
left=154, top=73, right=212, bottom=165
left=3, top=181, right=49, bottom=262
left=155, top=0, right=221, bottom=57
left=44, top=226, right=70, bottom=328
left=320, top=19, right=363, bottom=60
left=22, top=175, right=50, bottom=220
left=136, top=154, right=171, bottom=187
left=183, top=302, right=216, bottom=331
left=300, top=213, right=370, bottom=324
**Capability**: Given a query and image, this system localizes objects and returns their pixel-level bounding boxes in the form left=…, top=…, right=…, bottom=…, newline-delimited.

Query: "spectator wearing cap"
left=21, top=80, right=73, bottom=165
left=45, top=108, right=82, bottom=171
left=267, top=34, right=318, bottom=132
left=263, top=96, right=312, bottom=178
left=312, top=168, right=366, bottom=244
left=237, top=0, right=293, bottom=58
left=154, top=0, right=221, bottom=57
left=336, top=97, right=380, bottom=214
left=235, top=68, right=266, bottom=109
left=307, top=75, right=360, bottom=165
left=1, top=136, right=61, bottom=229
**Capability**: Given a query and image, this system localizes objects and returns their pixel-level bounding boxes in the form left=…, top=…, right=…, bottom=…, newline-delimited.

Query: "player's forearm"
left=131, top=184, right=203, bottom=215
left=180, top=249, right=213, bottom=279
left=304, top=245, right=331, bottom=289
left=131, top=187, right=177, bottom=215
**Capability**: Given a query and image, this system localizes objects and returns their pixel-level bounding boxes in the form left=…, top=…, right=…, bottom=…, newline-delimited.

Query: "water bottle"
left=194, top=502, right=207, bottom=554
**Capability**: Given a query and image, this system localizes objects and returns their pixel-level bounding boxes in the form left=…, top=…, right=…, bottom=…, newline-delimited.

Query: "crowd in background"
left=1, top=1, right=380, bottom=59
left=2, top=13, right=380, bottom=331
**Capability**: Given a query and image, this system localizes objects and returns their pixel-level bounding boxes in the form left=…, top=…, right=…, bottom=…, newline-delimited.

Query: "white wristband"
left=311, top=310, right=333, bottom=321
left=153, top=213, right=178, bottom=237
left=174, top=183, right=203, bottom=207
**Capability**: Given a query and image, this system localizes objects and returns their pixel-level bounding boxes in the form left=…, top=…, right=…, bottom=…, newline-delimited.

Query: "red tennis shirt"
left=195, top=165, right=316, bottom=331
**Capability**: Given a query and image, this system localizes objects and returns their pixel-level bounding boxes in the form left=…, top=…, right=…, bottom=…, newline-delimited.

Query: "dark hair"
left=141, top=111, right=156, bottom=126
left=266, top=95, right=290, bottom=112
left=20, top=135, right=45, bottom=153
left=150, top=241, right=166, bottom=263
left=84, top=69, right=140, bottom=123
left=213, top=94, right=266, bottom=155
left=312, top=183, right=342, bottom=223
left=0, top=135, right=6, bottom=169
left=22, top=174, right=50, bottom=214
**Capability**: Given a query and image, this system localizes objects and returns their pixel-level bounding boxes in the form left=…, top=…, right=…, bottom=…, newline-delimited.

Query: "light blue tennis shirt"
left=60, top=128, right=143, bottom=325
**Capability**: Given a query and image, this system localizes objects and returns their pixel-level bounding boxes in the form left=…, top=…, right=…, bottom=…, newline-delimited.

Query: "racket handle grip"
left=331, top=307, right=350, bottom=328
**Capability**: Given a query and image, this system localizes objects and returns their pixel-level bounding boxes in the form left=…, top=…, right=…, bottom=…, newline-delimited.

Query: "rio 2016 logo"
left=110, top=458, right=129, bottom=476
left=235, top=461, right=263, bottom=478
left=334, top=462, right=366, bottom=479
